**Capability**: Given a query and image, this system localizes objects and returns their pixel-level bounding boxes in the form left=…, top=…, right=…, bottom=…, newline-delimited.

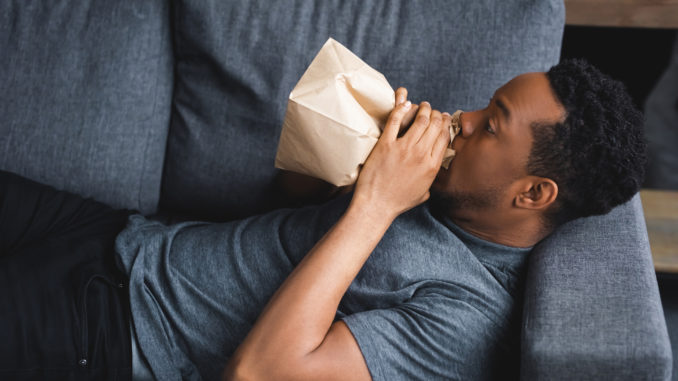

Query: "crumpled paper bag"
left=275, top=37, right=461, bottom=186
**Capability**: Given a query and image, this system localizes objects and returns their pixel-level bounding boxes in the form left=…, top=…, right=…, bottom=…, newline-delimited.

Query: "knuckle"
left=438, top=125, right=448, bottom=139
left=440, top=131, right=450, bottom=144
left=415, top=112, right=429, bottom=125
left=392, top=104, right=407, bottom=117
left=431, top=111, right=443, bottom=125
left=399, top=146, right=408, bottom=157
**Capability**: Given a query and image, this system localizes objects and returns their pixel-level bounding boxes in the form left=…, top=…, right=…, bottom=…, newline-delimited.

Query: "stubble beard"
left=429, top=185, right=504, bottom=218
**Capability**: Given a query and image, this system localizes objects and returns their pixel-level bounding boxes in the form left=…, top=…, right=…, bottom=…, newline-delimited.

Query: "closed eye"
left=485, top=123, right=495, bottom=135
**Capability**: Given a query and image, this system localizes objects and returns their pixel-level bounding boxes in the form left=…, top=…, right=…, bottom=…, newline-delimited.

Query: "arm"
left=223, top=89, right=452, bottom=380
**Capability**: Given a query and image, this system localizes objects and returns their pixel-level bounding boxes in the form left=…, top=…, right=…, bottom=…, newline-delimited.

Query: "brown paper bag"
left=275, top=38, right=460, bottom=186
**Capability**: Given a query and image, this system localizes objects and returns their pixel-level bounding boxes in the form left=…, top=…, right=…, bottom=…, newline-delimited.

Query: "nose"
left=458, top=111, right=475, bottom=138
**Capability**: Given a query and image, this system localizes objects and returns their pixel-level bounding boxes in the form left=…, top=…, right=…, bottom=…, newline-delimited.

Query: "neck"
left=449, top=212, right=549, bottom=248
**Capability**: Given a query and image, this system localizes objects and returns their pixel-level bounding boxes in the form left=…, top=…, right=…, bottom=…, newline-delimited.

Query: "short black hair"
left=527, top=59, right=646, bottom=227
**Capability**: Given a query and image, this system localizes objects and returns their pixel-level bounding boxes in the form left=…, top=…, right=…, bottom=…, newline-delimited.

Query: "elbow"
left=223, top=357, right=299, bottom=381
left=222, top=357, right=280, bottom=381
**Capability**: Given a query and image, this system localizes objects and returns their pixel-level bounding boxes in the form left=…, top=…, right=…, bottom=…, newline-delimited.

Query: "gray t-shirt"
left=115, top=195, right=531, bottom=381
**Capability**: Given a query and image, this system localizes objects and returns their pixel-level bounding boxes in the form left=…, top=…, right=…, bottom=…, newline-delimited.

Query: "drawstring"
left=78, top=274, right=124, bottom=367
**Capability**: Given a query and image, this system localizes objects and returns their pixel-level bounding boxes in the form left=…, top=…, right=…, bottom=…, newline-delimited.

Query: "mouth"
left=440, top=110, right=463, bottom=168
left=449, top=110, right=463, bottom=138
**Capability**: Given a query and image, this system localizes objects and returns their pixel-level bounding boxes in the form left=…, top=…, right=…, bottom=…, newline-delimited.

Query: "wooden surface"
left=564, top=0, right=678, bottom=29
left=641, top=189, right=678, bottom=273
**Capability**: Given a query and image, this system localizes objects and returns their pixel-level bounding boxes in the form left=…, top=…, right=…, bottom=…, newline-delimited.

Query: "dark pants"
left=0, top=170, right=134, bottom=380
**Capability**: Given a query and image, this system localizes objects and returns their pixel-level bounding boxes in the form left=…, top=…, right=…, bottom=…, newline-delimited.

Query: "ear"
left=514, top=177, right=558, bottom=210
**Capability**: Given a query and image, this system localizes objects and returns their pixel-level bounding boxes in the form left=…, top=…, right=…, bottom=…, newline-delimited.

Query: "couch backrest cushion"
left=161, top=0, right=565, bottom=220
left=0, top=0, right=173, bottom=214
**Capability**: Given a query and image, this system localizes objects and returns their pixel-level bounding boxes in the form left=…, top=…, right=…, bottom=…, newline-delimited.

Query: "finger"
left=383, top=101, right=412, bottom=141
left=418, top=109, right=444, bottom=147
left=442, top=111, right=453, bottom=127
left=401, top=104, right=419, bottom=131
left=404, top=101, right=432, bottom=144
left=395, top=87, right=408, bottom=105
left=398, top=104, right=419, bottom=137
left=432, top=123, right=451, bottom=162
left=440, top=111, right=452, bottom=139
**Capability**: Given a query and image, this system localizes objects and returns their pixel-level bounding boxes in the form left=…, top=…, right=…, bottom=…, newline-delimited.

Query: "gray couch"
left=0, top=0, right=672, bottom=379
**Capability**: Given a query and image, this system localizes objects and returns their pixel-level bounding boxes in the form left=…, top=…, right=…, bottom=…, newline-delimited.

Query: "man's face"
left=431, top=72, right=564, bottom=218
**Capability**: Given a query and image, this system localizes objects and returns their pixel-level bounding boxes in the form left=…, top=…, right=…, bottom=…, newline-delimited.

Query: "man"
left=0, top=59, right=645, bottom=380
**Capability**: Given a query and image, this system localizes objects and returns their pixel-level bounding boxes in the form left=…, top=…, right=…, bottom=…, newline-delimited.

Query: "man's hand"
left=352, top=91, right=452, bottom=221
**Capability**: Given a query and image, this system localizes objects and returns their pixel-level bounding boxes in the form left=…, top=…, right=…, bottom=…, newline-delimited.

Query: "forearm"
left=225, top=198, right=393, bottom=379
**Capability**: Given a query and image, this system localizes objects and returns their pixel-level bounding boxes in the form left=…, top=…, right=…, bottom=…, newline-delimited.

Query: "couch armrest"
left=521, top=194, right=673, bottom=380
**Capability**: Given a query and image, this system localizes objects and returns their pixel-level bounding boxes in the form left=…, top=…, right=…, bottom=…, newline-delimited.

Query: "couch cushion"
left=0, top=0, right=173, bottom=214
left=162, top=0, right=565, bottom=220
left=521, top=194, right=673, bottom=380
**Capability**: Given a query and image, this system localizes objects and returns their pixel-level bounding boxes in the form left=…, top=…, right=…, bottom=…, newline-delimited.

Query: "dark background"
left=561, top=25, right=675, bottom=110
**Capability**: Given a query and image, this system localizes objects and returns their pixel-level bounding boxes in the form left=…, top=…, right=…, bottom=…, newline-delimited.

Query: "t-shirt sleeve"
left=341, top=292, right=518, bottom=381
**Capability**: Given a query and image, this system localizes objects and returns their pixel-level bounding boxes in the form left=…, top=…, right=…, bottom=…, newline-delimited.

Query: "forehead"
left=495, top=72, right=565, bottom=126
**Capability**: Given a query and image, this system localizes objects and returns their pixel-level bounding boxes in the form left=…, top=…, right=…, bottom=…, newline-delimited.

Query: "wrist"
left=347, top=193, right=398, bottom=228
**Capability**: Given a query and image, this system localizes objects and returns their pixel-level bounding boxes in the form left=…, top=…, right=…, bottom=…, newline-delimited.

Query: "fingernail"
left=442, top=112, right=450, bottom=117
left=404, top=100, right=411, bottom=109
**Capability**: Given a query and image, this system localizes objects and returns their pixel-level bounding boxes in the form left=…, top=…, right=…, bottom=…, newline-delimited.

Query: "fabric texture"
left=521, top=194, right=673, bottom=380
left=0, top=0, right=173, bottom=214
left=115, top=195, right=531, bottom=381
left=0, top=170, right=133, bottom=380
left=161, top=0, right=565, bottom=220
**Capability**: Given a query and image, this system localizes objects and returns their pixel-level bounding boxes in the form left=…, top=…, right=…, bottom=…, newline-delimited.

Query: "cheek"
left=455, top=151, right=490, bottom=178
left=441, top=136, right=513, bottom=190
left=451, top=149, right=511, bottom=189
